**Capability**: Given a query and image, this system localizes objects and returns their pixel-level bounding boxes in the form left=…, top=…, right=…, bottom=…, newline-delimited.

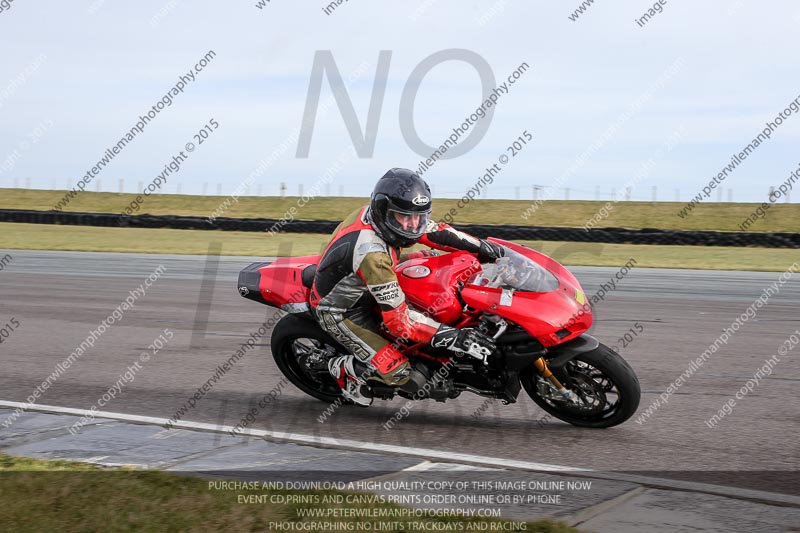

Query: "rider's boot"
left=328, top=355, right=373, bottom=407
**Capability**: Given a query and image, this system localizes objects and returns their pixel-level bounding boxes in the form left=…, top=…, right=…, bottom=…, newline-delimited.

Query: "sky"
left=1, top=0, right=799, bottom=203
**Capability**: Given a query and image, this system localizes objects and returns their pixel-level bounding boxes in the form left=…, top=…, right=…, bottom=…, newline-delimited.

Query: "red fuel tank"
left=395, top=252, right=481, bottom=325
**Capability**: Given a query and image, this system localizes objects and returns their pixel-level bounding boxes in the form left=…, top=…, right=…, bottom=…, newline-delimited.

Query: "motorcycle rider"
left=309, top=168, right=504, bottom=406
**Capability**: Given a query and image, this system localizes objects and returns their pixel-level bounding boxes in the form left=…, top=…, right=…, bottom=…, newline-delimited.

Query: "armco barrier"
left=0, top=208, right=798, bottom=248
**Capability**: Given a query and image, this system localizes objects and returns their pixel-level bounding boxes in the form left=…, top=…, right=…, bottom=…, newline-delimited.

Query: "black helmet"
left=368, top=168, right=432, bottom=247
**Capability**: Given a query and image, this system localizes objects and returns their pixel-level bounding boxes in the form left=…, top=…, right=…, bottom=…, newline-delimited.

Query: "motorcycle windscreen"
left=471, top=247, right=559, bottom=292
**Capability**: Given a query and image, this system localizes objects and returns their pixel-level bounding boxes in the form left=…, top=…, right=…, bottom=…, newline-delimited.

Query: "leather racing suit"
left=309, top=206, right=495, bottom=386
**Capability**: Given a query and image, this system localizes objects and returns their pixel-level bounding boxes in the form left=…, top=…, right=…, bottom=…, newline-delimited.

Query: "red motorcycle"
left=238, top=238, right=641, bottom=428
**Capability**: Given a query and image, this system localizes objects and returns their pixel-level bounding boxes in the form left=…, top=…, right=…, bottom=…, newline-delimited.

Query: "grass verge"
left=0, top=454, right=579, bottom=533
left=1, top=222, right=797, bottom=271
left=2, top=188, right=799, bottom=232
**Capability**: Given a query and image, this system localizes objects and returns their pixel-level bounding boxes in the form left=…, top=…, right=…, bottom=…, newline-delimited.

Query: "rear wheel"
left=271, top=314, right=346, bottom=403
left=521, top=343, right=640, bottom=428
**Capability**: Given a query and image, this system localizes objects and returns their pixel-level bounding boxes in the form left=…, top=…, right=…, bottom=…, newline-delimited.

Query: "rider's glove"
left=477, top=240, right=505, bottom=264
left=431, top=325, right=496, bottom=360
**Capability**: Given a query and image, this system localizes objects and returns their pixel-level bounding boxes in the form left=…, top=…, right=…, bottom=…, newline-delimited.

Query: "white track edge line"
left=0, top=400, right=581, bottom=473
left=2, top=400, right=798, bottom=507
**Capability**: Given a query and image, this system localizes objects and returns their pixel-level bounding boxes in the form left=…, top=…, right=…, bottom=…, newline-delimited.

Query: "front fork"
left=533, top=356, right=579, bottom=402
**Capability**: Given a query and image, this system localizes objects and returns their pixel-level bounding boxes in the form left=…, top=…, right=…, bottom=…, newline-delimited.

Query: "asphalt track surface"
left=1, top=249, right=798, bottom=495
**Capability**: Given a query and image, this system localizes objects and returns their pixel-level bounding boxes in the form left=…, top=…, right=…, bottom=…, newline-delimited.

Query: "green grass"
left=1, top=222, right=797, bottom=271
left=1, top=188, right=797, bottom=271
left=0, top=454, right=580, bottom=533
left=2, top=188, right=799, bottom=232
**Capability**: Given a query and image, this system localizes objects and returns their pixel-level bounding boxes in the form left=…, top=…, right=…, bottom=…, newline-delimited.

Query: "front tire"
left=270, top=314, right=345, bottom=403
left=521, top=343, right=641, bottom=428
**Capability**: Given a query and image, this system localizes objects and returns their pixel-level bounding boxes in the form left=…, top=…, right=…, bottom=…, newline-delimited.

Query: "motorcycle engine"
left=399, top=360, right=454, bottom=401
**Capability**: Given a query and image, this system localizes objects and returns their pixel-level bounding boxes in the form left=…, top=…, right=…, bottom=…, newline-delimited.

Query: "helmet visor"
left=386, top=207, right=430, bottom=240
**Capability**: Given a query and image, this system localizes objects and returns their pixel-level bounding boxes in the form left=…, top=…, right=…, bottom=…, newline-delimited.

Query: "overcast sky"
left=1, top=1, right=799, bottom=203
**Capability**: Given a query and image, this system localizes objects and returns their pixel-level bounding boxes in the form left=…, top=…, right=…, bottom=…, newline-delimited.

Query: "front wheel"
left=520, top=344, right=641, bottom=428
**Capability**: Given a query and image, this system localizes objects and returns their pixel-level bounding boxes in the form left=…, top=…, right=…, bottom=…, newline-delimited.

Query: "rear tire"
left=521, top=343, right=640, bottom=428
left=270, top=314, right=346, bottom=403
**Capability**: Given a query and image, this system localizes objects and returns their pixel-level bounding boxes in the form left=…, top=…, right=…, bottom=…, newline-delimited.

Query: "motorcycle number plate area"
left=499, top=289, right=514, bottom=306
